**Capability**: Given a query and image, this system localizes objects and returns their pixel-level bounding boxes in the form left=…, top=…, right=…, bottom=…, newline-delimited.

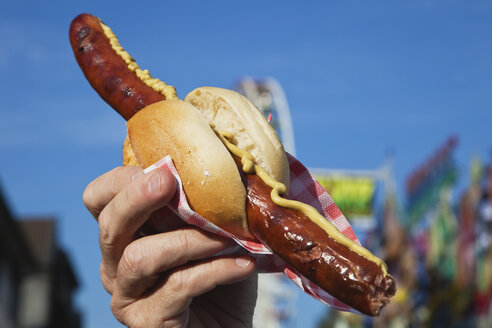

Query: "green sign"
left=315, top=175, right=376, bottom=218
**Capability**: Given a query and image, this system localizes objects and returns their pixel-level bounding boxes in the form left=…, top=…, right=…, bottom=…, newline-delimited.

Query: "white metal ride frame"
left=236, top=77, right=296, bottom=156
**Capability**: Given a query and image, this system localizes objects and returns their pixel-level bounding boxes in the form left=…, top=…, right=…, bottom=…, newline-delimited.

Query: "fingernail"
left=235, top=255, right=252, bottom=268
left=148, top=171, right=161, bottom=194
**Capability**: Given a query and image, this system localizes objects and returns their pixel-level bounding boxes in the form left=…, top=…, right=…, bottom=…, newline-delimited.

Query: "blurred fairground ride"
left=235, top=77, right=296, bottom=156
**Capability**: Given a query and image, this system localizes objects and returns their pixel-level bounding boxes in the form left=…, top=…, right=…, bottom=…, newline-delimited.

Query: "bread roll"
left=185, top=87, right=290, bottom=192
left=123, top=135, right=139, bottom=166
left=126, top=99, right=251, bottom=238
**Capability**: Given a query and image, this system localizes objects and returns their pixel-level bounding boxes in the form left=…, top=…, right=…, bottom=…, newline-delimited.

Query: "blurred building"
left=0, top=187, right=81, bottom=328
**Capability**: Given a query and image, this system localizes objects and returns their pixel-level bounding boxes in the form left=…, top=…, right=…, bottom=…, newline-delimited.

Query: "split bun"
left=122, top=88, right=290, bottom=239
left=184, top=87, right=290, bottom=191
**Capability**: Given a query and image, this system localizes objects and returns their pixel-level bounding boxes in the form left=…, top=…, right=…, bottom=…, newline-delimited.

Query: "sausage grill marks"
left=69, top=13, right=396, bottom=316
left=242, top=165, right=396, bottom=316
left=69, top=13, right=173, bottom=120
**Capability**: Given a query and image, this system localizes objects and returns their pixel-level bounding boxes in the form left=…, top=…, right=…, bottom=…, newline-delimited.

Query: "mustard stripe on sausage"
left=99, top=20, right=178, bottom=100
left=215, top=129, right=388, bottom=275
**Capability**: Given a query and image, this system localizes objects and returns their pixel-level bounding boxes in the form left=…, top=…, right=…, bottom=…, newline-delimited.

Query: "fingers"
left=141, top=255, right=255, bottom=317
left=83, top=166, right=143, bottom=219
left=98, top=167, right=177, bottom=288
left=85, top=166, right=257, bottom=327
left=111, top=248, right=256, bottom=327
left=115, top=228, right=232, bottom=299
left=171, top=255, right=255, bottom=299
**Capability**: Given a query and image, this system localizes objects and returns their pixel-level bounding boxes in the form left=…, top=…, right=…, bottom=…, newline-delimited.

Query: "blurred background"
left=1, top=1, right=491, bottom=327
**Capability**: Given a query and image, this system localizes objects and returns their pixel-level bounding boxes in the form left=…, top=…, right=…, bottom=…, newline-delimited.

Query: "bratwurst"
left=69, top=13, right=396, bottom=316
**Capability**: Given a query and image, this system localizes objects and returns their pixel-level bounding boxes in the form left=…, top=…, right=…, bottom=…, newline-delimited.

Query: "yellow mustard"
left=97, top=17, right=387, bottom=274
left=99, top=20, right=178, bottom=100
left=215, top=129, right=388, bottom=275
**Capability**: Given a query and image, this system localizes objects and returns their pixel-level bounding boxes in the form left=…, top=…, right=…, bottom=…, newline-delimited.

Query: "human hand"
left=83, top=166, right=257, bottom=327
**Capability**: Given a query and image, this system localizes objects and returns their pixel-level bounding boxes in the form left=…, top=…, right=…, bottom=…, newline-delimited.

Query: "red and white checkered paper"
left=144, top=153, right=360, bottom=313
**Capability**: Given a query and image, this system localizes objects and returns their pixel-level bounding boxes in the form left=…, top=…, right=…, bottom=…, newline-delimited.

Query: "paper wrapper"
left=144, top=153, right=360, bottom=313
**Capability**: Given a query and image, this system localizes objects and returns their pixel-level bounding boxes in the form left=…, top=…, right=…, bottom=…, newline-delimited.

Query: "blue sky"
left=1, top=1, right=491, bottom=327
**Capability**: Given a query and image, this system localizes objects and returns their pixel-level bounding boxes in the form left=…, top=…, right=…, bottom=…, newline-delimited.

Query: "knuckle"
left=119, top=242, right=145, bottom=278
left=109, top=166, right=133, bottom=194
left=110, top=298, right=145, bottom=328
left=166, top=269, right=188, bottom=296
left=98, top=209, right=117, bottom=250
left=109, top=168, right=119, bottom=196
left=110, top=297, right=126, bottom=324
left=82, top=181, right=95, bottom=210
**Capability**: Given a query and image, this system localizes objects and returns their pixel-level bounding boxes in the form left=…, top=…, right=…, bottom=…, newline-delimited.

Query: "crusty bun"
left=185, top=87, right=290, bottom=192
left=126, top=99, right=251, bottom=238
left=123, top=89, right=290, bottom=239
left=123, top=135, right=139, bottom=166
